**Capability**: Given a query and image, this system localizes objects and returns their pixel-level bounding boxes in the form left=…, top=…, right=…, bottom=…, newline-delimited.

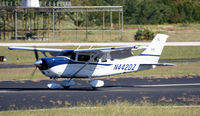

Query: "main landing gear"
left=47, top=77, right=104, bottom=90
left=89, top=77, right=104, bottom=89
left=60, top=79, right=75, bottom=89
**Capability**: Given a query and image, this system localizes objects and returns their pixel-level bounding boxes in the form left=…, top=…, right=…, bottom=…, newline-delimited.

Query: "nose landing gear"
left=47, top=78, right=75, bottom=89
left=47, top=79, right=62, bottom=89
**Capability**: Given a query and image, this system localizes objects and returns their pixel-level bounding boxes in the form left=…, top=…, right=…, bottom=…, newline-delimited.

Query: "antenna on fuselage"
left=89, top=45, right=93, bottom=49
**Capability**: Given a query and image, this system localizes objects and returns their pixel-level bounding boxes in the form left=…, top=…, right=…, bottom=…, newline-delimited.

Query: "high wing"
left=74, top=45, right=146, bottom=59
left=8, top=45, right=146, bottom=59
left=8, top=46, right=65, bottom=56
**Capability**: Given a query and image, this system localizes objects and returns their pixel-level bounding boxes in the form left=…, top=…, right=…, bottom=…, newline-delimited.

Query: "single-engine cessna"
left=9, top=34, right=174, bottom=89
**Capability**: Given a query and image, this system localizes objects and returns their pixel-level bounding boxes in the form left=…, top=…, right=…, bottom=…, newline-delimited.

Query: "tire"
left=63, top=86, right=70, bottom=89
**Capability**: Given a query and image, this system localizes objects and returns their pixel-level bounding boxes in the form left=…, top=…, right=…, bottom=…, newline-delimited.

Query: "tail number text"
left=113, top=64, right=137, bottom=71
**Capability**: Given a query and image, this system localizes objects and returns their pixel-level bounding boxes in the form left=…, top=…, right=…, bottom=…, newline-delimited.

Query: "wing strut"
left=72, top=63, right=88, bottom=77
left=41, top=52, right=47, bottom=57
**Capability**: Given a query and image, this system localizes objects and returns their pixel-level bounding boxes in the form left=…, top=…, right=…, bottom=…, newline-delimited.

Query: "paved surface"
left=1, top=42, right=200, bottom=47
left=0, top=76, right=200, bottom=111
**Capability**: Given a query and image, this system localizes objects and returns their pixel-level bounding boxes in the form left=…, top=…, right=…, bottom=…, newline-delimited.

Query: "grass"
left=133, top=46, right=200, bottom=59
left=131, top=62, right=200, bottom=77
left=1, top=24, right=200, bottom=42
left=0, top=68, right=46, bottom=80
left=1, top=102, right=200, bottom=116
left=161, top=46, right=200, bottom=59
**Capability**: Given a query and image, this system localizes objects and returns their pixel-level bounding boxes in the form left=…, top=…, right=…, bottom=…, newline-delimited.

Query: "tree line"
left=1, top=0, right=200, bottom=25
left=50, top=0, right=200, bottom=25
left=123, top=0, right=200, bottom=24
left=80, top=0, right=200, bottom=24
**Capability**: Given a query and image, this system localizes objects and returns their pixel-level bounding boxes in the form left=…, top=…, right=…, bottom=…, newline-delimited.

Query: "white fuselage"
left=40, top=56, right=156, bottom=78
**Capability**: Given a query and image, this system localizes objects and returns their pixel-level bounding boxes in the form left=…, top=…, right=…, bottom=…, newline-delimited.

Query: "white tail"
left=138, top=34, right=168, bottom=63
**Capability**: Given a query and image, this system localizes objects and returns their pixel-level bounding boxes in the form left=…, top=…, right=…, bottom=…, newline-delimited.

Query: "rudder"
left=140, top=34, right=168, bottom=56
left=138, top=34, right=168, bottom=63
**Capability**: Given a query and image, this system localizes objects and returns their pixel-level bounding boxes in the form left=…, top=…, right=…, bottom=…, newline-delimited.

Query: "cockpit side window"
left=94, top=57, right=99, bottom=62
left=101, top=59, right=107, bottom=62
left=78, top=55, right=90, bottom=62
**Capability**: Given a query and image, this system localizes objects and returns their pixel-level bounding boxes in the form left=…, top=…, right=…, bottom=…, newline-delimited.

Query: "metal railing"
left=0, top=1, right=123, bottom=41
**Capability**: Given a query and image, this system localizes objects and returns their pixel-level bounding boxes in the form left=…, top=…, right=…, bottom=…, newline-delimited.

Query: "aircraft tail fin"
left=138, top=34, right=168, bottom=63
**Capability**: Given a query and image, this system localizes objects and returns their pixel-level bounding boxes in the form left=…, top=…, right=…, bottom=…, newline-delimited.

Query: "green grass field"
left=1, top=24, right=200, bottom=42
left=1, top=103, right=200, bottom=116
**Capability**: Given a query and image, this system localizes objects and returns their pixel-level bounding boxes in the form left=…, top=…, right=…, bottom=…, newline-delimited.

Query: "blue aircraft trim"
left=42, top=57, right=71, bottom=69
left=41, top=57, right=112, bottom=70
left=69, top=62, right=112, bottom=66
left=139, top=54, right=160, bottom=57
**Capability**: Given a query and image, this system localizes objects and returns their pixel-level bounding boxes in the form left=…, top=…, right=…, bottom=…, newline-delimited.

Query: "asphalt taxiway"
left=0, top=76, right=200, bottom=111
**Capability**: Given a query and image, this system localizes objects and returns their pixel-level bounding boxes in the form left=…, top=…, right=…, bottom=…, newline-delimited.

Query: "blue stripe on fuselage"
left=69, top=62, right=112, bottom=66
left=139, top=54, right=160, bottom=57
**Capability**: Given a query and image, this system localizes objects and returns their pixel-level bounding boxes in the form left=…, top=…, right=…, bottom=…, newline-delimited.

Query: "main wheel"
left=63, top=86, right=70, bottom=89
left=92, top=87, right=99, bottom=90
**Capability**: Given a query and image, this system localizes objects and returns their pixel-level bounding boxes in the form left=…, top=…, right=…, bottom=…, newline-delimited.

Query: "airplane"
left=8, top=34, right=174, bottom=89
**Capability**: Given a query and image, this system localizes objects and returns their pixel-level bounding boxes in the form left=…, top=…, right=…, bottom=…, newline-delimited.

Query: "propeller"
left=31, top=67, right=37, bottom=79
left=31, top=47, right=39, bottom=79
left=34, top=47, right=39, bottom=61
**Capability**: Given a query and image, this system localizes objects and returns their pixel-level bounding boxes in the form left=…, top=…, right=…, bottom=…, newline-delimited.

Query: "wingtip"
left=8, top=46, right=13, bottom=50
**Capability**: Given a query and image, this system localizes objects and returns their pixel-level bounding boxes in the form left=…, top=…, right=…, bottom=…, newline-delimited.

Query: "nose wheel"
left=47, top=78, right=62, bottom=89
left=47, top=78, right=75, bottom=89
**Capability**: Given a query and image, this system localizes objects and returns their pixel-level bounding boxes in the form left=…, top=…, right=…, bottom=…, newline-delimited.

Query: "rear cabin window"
left=78, top=55, right=90, bottom=62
